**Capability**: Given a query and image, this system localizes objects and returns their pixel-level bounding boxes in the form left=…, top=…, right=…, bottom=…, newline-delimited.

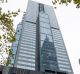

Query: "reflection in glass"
left=40, top=35, right=58, bottom=71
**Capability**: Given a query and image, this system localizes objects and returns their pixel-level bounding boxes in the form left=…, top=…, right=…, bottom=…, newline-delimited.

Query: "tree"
left=0, top=1, right=20, bottom=65
left=52, top=0, right=80, bottom=8
left=0, top=0, right=7, bottom=3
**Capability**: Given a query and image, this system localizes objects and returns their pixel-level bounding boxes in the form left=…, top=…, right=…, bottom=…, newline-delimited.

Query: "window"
left=21, top=36, right=36, bottom=41
left=59, top=64, right=70, bottom=68
left=58, top=60, right=69, bottom=65
left=39, top=12, right=48, bottom=18
left=20, top=46, right=35, bottom=52
left=22, top=29, right=36, bottom=33
left=39, top=4, right=44, bottom=12
left=56, top=48, right=65, bottom=51
left=19, top=50, right=35, bottom=56
left=20, top=42, right=35, bottom=46
left=57, top=57, right=68, bottom=62
left=40, top=22, right=50, bottom=28
left=21, top=38, right=35, bottom=43
left=19, top=53, right=35, bottom=59
left=22, top=32, right=36, bottom=36
left=18, top=57, right=35, bottom=62
left=54, top=46, right=65, bottom=49
left=56, top=51, right=67, bottom=55
left=40, top=34, right=52, bottom=41
left=18, top=59, right=35, bottom=64
left=22, top=33, right=36, bottom=37
left=40, top=17, right=49, bottom=24
left=20, top=43, right=35, bottom=48
left=12, top=47, right=17, bottom=54
left=17, top=65, right=35, bottom=70
left=40, top=27, right=51, bottom=35
left=16, top=34, right=20, bottom=40
left=23, top=28, right=36, bottom=32
left=57, top=54, right=67, bottom=58
left=20, top=41, right=35, bottom=46
left=17, top=61, right=35, bottom=66
left=17, top=30, right=19, bottom=32
left=22, top=35, right=36, bottom=40
left=60, top=68, right=72, bottom=72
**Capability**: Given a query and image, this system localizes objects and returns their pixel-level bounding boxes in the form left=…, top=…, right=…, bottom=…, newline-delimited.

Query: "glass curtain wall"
left=39, top=4, right=58, bottom=72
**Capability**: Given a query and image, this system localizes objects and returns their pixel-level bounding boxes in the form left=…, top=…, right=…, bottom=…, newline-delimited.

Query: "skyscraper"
left=11, top=0, right=73, bottom=74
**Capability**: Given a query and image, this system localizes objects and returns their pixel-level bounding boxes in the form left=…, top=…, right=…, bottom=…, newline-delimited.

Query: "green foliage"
left=52, top=0, right=80, bottom=8
left=0, top=35, right=1, bottom=39
left=9, top=48, right=13, bottom=56
left=7, top=36, right=16, bottom=42
left=0, top=8, right=19, bottom=42
left=0, top=0, right=7, bottom=3
left=0, top=9, right=18, bottom=31
left=52, top=0, right=72, bottom=5
left=0, top=2, right=20, bottom=65
left=0, top=43, right=2, bottom=46
left=73, top=0, right=80, bottom=8
left=5, top=48, right=14, bottom=66
left=5, top=59, right=11, bottom=66
left=7, top=31, right=16, bottom=42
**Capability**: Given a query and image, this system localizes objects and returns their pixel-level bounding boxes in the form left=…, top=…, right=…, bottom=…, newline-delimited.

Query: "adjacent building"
left=10, top=0, right=73, bottom=74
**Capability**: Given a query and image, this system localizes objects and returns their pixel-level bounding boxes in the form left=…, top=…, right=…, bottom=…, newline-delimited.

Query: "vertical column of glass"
left=52, top=28, right=73, bottom=73
left=39, top=4, right=58, bottom=72
left=43, top=4, right=73, bottom=74
left=39, top=12, right=53, bottom=46
left=40, top=12, right=52, bottom=71
left=11, top=23, right=22, bottom=66
left=13, top=0, right=39, bottom=70
left=14, top=18, right=36, bottom=70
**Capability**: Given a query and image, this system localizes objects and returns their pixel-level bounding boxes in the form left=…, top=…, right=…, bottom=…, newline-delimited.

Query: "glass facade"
left=11, top=23, right=22, bottom=66
left=52, top=28, right=72, bottom=73
left=16, top=22, right=36, bottom=70
left=39, top=4, right=58, bottom=71
left=11, top=0, right=73, bottom=74
left=12, top=19, right=36, bottom=70
left=40, top=36, right=58, bottom=71
left=38, top=3, right=73, bottom=74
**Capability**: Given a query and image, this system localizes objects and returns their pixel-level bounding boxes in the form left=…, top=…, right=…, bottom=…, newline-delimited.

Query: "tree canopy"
left=0, top=0, right=20, bottom=65
left=52, top=0, right=80, bottom=8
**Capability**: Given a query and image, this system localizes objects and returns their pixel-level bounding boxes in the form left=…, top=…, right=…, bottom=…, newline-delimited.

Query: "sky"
left=0, top=0, right=80, bottom=74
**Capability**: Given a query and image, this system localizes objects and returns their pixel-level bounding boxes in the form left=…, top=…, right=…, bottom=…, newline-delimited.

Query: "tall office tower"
left=11, top=0, right=73, bottom=74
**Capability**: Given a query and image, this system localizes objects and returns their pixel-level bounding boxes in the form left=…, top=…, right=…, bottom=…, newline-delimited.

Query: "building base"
left=0, top=65, right=68, bottom=74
